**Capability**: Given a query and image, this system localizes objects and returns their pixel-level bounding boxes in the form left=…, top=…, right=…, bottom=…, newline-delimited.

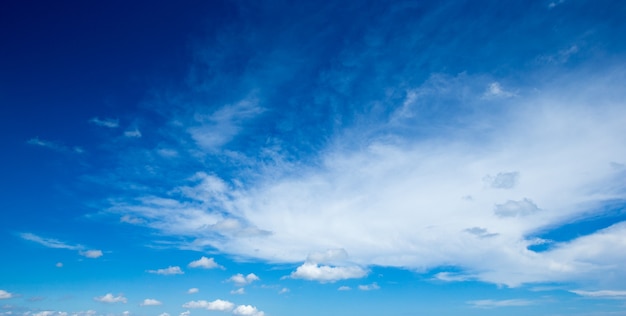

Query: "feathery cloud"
left=89, top=117, right=119, bottom=128
left=147, top=266, right=184, bottom=275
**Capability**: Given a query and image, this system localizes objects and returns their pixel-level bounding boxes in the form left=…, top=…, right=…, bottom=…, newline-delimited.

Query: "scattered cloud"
left=483, top=82, right=516, bottom=98
left=94, top=293, right=127, bottom=304
left=79, top=250, right=103, bottom=259
left=147, top=266, right=184, bottom=275
left=0, top=290, right=13, bottom=299
left=230, top=288, right=245, bottom=295
left=338, top=286, right=351, bottom=291
left=179, top=311, right=190, bottom=316
left=433, top=272, right=475, bottom=282
left=278, top=288, right=289, bottom=294
left=358, top=282, right=380, bottom=291
left=56, top=262, right=63, bottom=268
left=232, top=305, right=264, bottom=316
left=228, top=273, right=260, bottom=286
left=484, top=172, right=519, bottom=189
left=140, top=298, right=162, bottom=306
left=187, top=288, right=199, bottom=294
left=89, top=117, right=119, bottom=128
left=289, top=262, right=367, bottom=283
left=467, top=299, right=534, bottom=308
left=182, top=299, right=234, bottom=311
left=188, top=256, right=222, bottom=269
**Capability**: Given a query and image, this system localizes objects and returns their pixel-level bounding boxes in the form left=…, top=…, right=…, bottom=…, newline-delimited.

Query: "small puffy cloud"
left=232, top=305, right=264, bottom=316
left=290, top=262, right=367, bottom=283
left=337, top=286, right=351, bottom=291
left=94, top=293, right=127, bottom=303
left=188, top=256, right=222, bottom=269
left=124, top=129, right=142, bottom=138
left=228, top=273, right=260, bottom=286
left=278, top=288, right=289, bottom=294
left=140, top=298, right=162, bottom=306
left=230, top=288, right=245, bottom=295
left=494, top=198, right=541, bottom=217
left=159, top=313, right=170, bottom=316
left=32, top=311, right=56, bottom=316
left=570, top=290, right=626, bottom=299
left=122, top=312, right=130, bottom=316
left=187, top=288, right=199, bottom=294
left=80, top=250, right=103, bottom=259
left=179, top=311, right=190, bottom=316
left=467, top=299, right=533, bottom=308
left=358, top=282, right=380, bottom=291
left=56, top=262, right=63, bottom=268
left=0, top=290, right=13, bottom=299
left=484, top=172, right=519, bottom=189
left=182, top=299, right=234, bottom=311
left=147, top=266, right=184, bottom=275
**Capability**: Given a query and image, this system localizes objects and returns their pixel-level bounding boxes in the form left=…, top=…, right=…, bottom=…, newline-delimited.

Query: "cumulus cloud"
left=484, top=172, right=519, bottom=189
left=89, top=117, right=119, bottom=128
left=289, top=262, right=367, bottom=283
left=278, top=288, right=289, bottom=294
left=56, top=262, right=63, bottom=268
left=232, top=305, right=264, bottom=316
left=337, top=286, right=351, bottom=291
left=94, top=293, right=127, bottom=303
left=188, top=256, right=222, bottom=269
left=147, top=266, right=184, bottom=275
left=187, top=288, right=199, bottom=294
left=182, top=299, right=234, bottom=311
left=228, top=273, right=259, bottom=286
left=467, top=299, right=534, bottom=308
left=0, top=290, right=13, bottom=299
left=140, top=298, right=162, bottom=306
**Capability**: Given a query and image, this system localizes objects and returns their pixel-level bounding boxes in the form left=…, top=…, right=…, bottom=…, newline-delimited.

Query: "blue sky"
left=1, top=0, right=626, bottom=315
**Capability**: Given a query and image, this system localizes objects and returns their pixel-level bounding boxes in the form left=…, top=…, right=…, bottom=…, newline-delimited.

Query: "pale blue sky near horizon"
left=1, top=1, right=626, bottom=315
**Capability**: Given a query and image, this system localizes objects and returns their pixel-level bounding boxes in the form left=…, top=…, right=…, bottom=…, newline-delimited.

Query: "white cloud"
left=0, top=290, right=13, bottom=299
left=26, top=138, right=83, bottom=154
left=56, top=262, right=63, bottom=268
left=467, top=299, right=534, bottom=308
left=179, top=311, right=190, bottom=316
left=140, top=298, right=162, bottom=306
left=94, top=293, right=127, bottom=304
left=147, top=266, right=184, bottom=275
left=337, top=286, right=351, bottom=291
left=182, top=299, right=234, bottom=311
left=20, top=233, right=103, bottom=259
left=159, top=313, right=170, bottom=316
left=232, top=305, right=264, bottom=316
left=79, top=250, right=103, bottom=259
left=289, top=262, right=367, bottom=283
left=230, top=288, right=245, bottom=295
left=106, top=68, right=626, bottom=289
left=358, top=282, right=380, bottom=291
left=188, top=256, right=221, bottom=269
left=571, top=290, right=626, bottom=299
left=228, top=273, right=260, bottom=286
left=187, top=288, right=199, bottom=294
left=483, top=82, right=516, bottom=98
left=278, top=288, right=289, bottom=294
left=124, top=129, right=142, bottom=138
left=89, top=117, right=119, bottom=128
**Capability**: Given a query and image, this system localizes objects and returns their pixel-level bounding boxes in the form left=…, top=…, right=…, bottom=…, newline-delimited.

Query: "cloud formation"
left=182, top=299, right=234, bottom=311
left=94, top=293, right=127, bottom=304
left=228, top=273, right=259, bottom=286
left=147, top=266, right=184, bottom=275
left=188, top=256, right=222, bottom=269
left=140, top=298, right=162, bottom=306
left=0, top=290, right=13, bottom=299
left=19, top=233, right=103, bottom=259
left=89, top=117, right=119, bottom=128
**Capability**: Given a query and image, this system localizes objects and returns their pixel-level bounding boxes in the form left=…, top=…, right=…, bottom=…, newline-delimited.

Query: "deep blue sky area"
left=1, top=1, right=626, bottom=316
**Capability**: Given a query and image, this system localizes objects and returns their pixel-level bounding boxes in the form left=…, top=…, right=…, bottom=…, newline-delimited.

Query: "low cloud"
left=289, top=262, right=367, bottom=283
left=182, top=299, right=234, bottom=311
left=187, top=288, right=199, bottom=294
left=94, top=293, right=127, bottom=304
left=228, top=273, right=260, bottom=286
left=493, top=198, right=541, bottom=217
left=0, top=290, right=13, bottom=299
left=484, top=172, right=519, bottom=189
left=233, top=305, right=264, bottom=316
left=570, top=290, right=626, bottom=299
left=140, top=298, right=162, bottom=306
left=147, top=266, right=184, bottom=275
left=80, top=250, right=103, bottom=259
left=188, top=256, right=222, bottom=269
left=358, top=282, right=380, bottom=291
left=230, top=288, right=245, bottom=295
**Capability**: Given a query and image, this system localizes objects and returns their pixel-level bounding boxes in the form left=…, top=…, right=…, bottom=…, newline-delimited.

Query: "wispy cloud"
left=19, top=233, right=103, bottom=259
left=358, top=282, right=380, bottom=291
left=147, top=266, right=184, bottom=275
left=467, top=299, right=534, bottom=308
left=89, top=117, right=119, bottom=128
left=26, top=137, right=83, bottom=154
left=571, top=290, right=626, bottom=299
